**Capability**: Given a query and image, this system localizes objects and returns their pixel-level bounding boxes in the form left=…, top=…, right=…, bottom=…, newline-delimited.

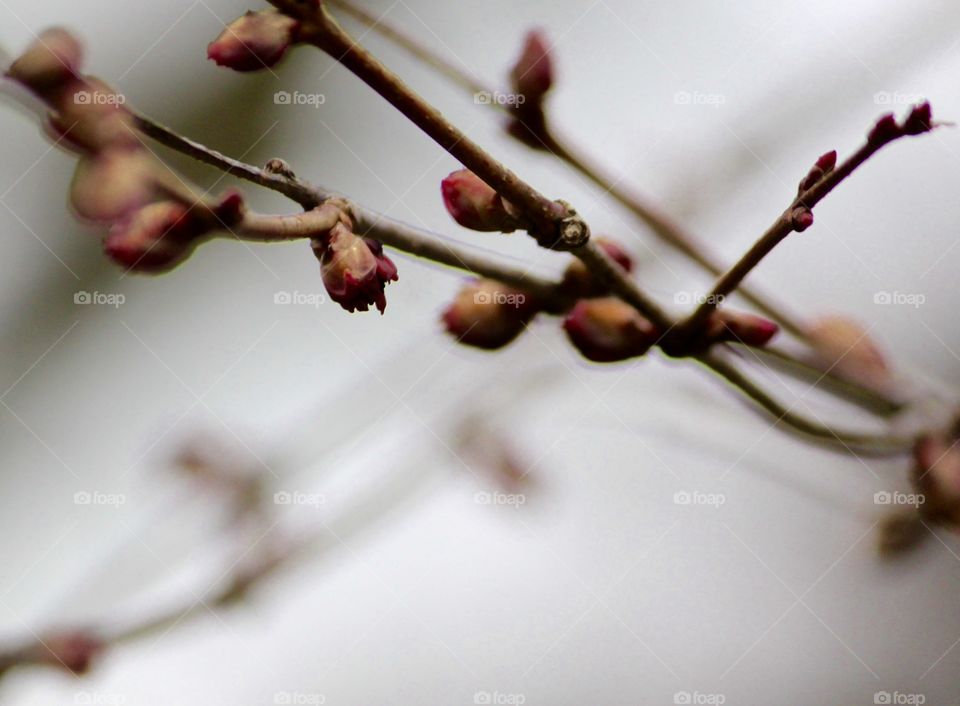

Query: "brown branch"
left=679, top=105, right=938, bottom=339
left=135, top=113, right=907, bottom=455
left=325, top=0, right=809, bottom=338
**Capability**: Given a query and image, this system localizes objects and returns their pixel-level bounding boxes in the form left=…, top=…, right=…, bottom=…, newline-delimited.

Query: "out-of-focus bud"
left=563, top=297, right=659, bottom=363
left=798, top=150, right=837, bottom=192
left=807, top=316, right=892, bottom=391
left=561, top=238, right=633, bottom=298
left=49, top=79, right=138, bottom=152
left=29, top=631, right=103, bottom=674
left=70, top=149, right=157, bottom=222
left=505, top=30, right=554, bottom=149
left=510, top=30, right=553, bottom=103
left=104, top=201, right=206, bottom=272
left=440, top=169, right=521, bottom=232
left=207, top=11, right=299, bottom=72
left=877, top=511, right=926, bottom=558
left=913, top=434, right=960, bottom=528
left=313, top=223, right=398, bottom=314
left=6, top=28, right=83, bottom=99
left=442, top=278, right=537, bottom=350
left=707, top=309, right=779, bottom=347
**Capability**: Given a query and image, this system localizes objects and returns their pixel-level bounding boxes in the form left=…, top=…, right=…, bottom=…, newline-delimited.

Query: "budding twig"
left=679, top=104, right=938, bottom=340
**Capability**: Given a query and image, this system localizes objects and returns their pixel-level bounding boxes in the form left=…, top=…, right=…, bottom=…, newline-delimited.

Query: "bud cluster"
left=6, top=29, right=246, bottom=272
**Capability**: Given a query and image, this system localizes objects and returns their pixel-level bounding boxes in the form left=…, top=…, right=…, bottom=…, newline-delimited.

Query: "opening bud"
left=314, top=223, right=398, bottom=314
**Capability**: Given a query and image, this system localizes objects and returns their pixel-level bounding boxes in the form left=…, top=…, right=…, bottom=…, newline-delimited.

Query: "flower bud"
left=49, top=79, right=138, bottom=152
left=104, top=201, right=206, bottom=272
left=564, top=297, right=659, bottom=363
left=561, top=238, right=633, bottom=298
left=6, top=28, right=83, bottom=99
left=70, top=149, right=157, bottom=222
left=440, top=169, right=521, bottom=232
left=28, top=631, right=103, bottom=674
left=510, top=30, right=553, bottom=103
left=707, top=309, right=779, bottom=347
left=208, top=11, right=299, bottom=72
left=442, top=279, right=537, bottom=350
left=807, top=316, right=891, bottom=391
left=314, top=224, right=398, bottom=314
left=913, top=434, right=960, bottom=528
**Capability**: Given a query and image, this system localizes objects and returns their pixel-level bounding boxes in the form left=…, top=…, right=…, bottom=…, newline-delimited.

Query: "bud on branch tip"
left=208, top=11, right=300, bottom=72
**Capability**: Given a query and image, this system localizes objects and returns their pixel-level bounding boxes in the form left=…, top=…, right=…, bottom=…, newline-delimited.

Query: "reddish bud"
left=6, top=28, right=83, bottom=99
left=561, top=237, right=634, bottom=297
left=791, top=207, right=814, bottom=232
left=868, top=113, right=900, bottom=146
left=564, top=297, right=659, bottom=363
left=208, top=11, right=299, bottom=72
left=31, top=631, right=103, bottom=674
left=913, top=434, right=960, bottom=527
left=441, top=169, right=520, bottom=232
left=442, top=279, right=537, bottom=350
left=707, top=309, right=779, bottom=347
left=314, top=224, right=398, bottom=314
left=901, top=101, right=933, bottom=136
left=70, top=149, right=157, bottom=222
left=815, top=150, right=838, bottom=172
left=510, top=30, right=553, bottom=103
left=105, top=201, right=207, bottom=272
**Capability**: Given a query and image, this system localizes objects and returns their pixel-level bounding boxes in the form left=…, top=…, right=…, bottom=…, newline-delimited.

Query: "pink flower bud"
left=442, top=279, right=537, bottom=350
left=868, top=113, right=900, bottom=146
left=561, top=237, right=633, bottom=297
left=6, top=28, right=83, bottom=99
left=440, top=169, right=521, bottom=232
left=563, top=297, right=659, bottom=363
left=70, top=149, right=157, bottom=222
left=208, top=11, right=299, bottom=72
left=314, top=224, right=398, bottom=314
left=707, top=309, right=779, bottom=347
left=798, top=150, right=837, bottom=192
left=913, top=434, right=960, bottom=527
left=104, top=201, right=206, bottom=272
left=510, top=30, right=553, bottom=103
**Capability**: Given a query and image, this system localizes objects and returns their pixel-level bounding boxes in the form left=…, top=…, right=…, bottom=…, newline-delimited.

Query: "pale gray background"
left=1, top=0, right=959, bottom=704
